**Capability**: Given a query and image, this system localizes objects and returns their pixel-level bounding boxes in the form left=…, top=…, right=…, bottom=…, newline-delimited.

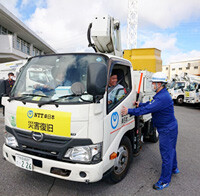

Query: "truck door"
left=103, top=62, right=134, bottom=156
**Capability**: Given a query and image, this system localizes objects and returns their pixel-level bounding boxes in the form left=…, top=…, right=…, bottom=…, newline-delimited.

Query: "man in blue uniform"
left=121, top=72, right=179, bottom=190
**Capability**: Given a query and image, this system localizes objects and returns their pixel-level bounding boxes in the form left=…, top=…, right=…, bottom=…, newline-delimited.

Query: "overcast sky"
left=1, top=0, right=200, bottom=65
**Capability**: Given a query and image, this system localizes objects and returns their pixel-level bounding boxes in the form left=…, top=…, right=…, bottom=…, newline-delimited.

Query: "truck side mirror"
left=87, top=63, right=107, bottom=96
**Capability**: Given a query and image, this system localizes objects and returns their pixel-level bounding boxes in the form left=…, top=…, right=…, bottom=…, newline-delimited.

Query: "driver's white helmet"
left=151, top=72, right=168, bottom=83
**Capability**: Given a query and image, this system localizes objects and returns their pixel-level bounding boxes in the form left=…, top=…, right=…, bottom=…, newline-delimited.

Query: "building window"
left=0, top=25, right=12, bottom=35
left=33, top=48, right=35, bottom=56
left=8, top=30, right=13, bottom=35
left=187, top=63, right=191, bottom=69
left=194, top=66, right=198, bottom=69
left=166, top=67, right=168, bottom=70
left=16, top=36, right=30, bottom=55
left=17, top=37, right=21, bottom=50
left=12, top=36, right=15, bottom=48
left=27, top=43, right=30, bottom=55
left=172, top=68, right=175, bottom=71
left=1, top=26, right=7, bottom=34
left=33, top=47, right=41, bottom=56
left=179, top=68, right=182, bottom=70
left=21, top=40, right=24, bottom=52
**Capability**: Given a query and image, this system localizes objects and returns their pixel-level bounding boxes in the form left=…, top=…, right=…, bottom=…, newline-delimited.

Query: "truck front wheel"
left=176, top=96, right=184, bottom=105
left=108, top=136, right=132, bottom=183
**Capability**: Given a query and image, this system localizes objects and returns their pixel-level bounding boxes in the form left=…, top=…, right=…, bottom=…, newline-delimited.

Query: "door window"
left=107, top=65, right=131, bottom=113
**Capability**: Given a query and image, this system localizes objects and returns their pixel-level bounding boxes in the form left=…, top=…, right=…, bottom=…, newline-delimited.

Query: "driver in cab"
left=108, top=70, right=124, bottom=104
left=33, top=67, right=74, bottom=94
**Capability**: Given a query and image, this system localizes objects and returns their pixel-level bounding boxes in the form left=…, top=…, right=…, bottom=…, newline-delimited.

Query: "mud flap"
left=133, top=116, right=142, bottom=156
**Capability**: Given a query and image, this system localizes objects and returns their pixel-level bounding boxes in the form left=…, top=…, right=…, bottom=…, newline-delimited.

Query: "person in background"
left=121, top=72, right=179, bottom=190
left=5, top=72, right=15, bottom=96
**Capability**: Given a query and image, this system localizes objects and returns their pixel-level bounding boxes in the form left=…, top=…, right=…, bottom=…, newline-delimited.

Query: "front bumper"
left=184, top=98, right=196, bottom=104
left=3, top=144, right=103, bottom=183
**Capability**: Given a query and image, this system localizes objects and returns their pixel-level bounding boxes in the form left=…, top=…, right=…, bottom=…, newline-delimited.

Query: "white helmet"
left=151, top=72, right=168, bottom=83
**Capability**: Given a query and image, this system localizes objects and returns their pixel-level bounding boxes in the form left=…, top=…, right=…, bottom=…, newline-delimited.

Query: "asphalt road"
left=0, top=104, right=200, bottom=196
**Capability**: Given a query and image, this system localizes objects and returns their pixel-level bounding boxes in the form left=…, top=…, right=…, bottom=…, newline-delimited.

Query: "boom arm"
left=172, top=72, right=200, bottom=83
left=87, top=15, right=123, bottom=57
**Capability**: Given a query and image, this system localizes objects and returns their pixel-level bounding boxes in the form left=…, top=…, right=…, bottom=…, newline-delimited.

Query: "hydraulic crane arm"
left=87, top=15, right=123, bottom=57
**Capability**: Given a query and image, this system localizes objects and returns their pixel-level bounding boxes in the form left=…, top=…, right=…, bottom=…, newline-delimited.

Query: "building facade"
left=0, top=3, right=56, bottom=63
left=163, top=59, right=200, bottom=80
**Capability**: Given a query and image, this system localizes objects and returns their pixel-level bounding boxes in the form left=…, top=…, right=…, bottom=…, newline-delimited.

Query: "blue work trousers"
left=158, top=121, right=178, bottom=183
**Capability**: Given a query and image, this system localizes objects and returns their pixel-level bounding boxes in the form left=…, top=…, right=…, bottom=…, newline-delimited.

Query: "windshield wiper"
left=8, top=96, right=28, bottom=102
left=38, top=94, right=76, bottom=107
left=8, top=94, right=49, bottom=102
left=21, top=93, right=48, bottom=97
left=38, top=93, right=92, bottom=107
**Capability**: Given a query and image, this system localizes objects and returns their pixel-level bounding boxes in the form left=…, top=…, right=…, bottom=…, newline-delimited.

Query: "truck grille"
left=6, top=126, right=92, bottom=161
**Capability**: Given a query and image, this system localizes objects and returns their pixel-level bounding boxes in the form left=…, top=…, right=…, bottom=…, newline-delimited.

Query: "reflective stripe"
left=152, top=77, right=166, bottom=80
left=151, top=77, right=167, bottom=83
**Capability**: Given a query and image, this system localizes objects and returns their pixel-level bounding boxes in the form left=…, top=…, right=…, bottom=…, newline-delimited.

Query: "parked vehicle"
left=168, top=81, right=186, bottom=105
left=2, top=16, right=157, bottom=183
left=184, top=82, right=200, bottom=104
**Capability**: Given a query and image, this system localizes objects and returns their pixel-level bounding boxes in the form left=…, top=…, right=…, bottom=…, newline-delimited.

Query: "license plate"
left=185, top=92, right=190, bottom=97
left=16, top=154, right=33, bottom=171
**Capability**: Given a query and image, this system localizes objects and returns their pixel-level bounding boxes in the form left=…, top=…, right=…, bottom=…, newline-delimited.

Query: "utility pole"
left=127, top=0, right=138, bottom=49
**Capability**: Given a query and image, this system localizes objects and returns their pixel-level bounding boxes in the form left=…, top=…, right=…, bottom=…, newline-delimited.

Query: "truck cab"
left=184, top=82, right=200, bottom=104
left=2, top=53, right=156, bottom=183
left=168, top=81, right=186, bottom=105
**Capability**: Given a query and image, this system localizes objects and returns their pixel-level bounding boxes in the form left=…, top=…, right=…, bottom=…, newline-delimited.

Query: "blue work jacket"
left=128, top=88, right=176, bottom=129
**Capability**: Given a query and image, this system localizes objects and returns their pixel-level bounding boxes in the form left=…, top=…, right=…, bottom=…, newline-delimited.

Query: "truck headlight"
left=64, top=143, right=102, bottom=163
left=4, top=132, right=18, bottom=148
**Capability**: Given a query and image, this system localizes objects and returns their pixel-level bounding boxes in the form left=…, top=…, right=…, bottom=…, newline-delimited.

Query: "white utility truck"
left=0, top=59, right=27, bottom=80
left=2, top=16, right=157, bottom=183
left=0, top=60, right=27, bottom=105
left=183, top=74, right=200, bottom=104
left=168, top=80, right=186, bottom=105
left=184, top=82, right=200, bottom=104
left=168, top=73, right=200, bottom=105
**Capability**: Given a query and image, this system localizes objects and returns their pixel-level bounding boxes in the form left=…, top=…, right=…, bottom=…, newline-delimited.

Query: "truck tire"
left=148, top=127, right=158, bottom=143
left=108, top=136, right=133, bottom=183
left=144, top=121, right=158, bottom=143
left=176, top=96, right=184, bottom=105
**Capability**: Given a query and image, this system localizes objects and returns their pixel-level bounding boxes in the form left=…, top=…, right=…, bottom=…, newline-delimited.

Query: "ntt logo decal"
left=27, top=110, right=34, bottom=118
left=111, top=112, right=119, bottom=129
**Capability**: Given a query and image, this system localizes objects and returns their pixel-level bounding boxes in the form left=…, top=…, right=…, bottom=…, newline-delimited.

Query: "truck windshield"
left=174, top=82, right=185, bottom=90
left=185, top=83, right=197, bottom=91
left=167, top=81, right=175, bottom=89
left=11, top=54, right=107, bottom=103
